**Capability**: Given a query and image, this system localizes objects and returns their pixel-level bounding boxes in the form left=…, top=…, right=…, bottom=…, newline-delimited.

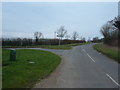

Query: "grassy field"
left=2, top=43, right=87, bottom=50
left=93, top=44, right=120, bottom=63
left=2, top=49, right=61, bottom=88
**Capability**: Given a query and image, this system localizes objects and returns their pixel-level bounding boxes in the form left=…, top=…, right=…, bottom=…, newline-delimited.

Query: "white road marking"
left=86, top=53, right=95, bottom=62
left=82, top=48, right=86, bottom=53
left=81, top=47, right=95, bottom=62
left=106, top=73, right=120, bottom=87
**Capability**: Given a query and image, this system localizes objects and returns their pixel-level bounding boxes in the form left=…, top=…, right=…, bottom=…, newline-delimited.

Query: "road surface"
left=12, top=44, right=119, bottom=88
left=32, top=43, right=119, bottom=88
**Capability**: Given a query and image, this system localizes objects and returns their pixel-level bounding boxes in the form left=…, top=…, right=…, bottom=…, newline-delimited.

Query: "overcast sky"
left=2, top=2, right=118, bottom=40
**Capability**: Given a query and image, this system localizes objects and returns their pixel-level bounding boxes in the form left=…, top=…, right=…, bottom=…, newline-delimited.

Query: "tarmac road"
left=13, top=44, right=119, bottom=88
left=33, top=43, right=119, bottom=88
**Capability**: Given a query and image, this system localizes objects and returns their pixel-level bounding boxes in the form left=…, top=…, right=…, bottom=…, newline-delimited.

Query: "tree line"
left=100, top=16, right=120, bottom=46
left=2, top=26, right=86, bottom=46
left=33, top=26, right=86, bottom=45
left=2, top=22, right=106, bottom=47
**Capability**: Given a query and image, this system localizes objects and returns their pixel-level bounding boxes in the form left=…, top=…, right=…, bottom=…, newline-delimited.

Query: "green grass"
left=38, top=43, right=87, bottom=49
left=93, top=44, right=120, bottom=63
left=2, top=49, right=61, bottom=88
left=2, top=43, right=87, bottom=50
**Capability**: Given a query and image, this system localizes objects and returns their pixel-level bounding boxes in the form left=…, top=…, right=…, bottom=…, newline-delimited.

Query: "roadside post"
left=10, top=49, right=16, bottom=61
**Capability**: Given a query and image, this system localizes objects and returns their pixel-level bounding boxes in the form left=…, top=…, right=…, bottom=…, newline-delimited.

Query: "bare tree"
left=92, top=37, right=99, bottom=42
left=34, top=32, right=43, bottom=44
left=100, top=23, right=111, bottom=40
left=72, top=31, right=79, bottom=40
left=112, top=16, right=120, bottom=43
left=100, top=21, right=118, bottom=45
left=82, top=37, right=86, bottom=41
left=87, top=37, right=91, bottom=42
left=113, top=16, right=120, bottom=31
left=56, top=26, right=67, bottom=46
left=65, top=35, right=70, bottom=40
left=79, top=36, right=83, bottom=40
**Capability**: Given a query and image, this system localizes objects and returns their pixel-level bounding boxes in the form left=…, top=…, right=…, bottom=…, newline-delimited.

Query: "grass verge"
left=38, top=43, right=87, bottom=49
left=2, top=43, right=87, bottom=50
left=2, top=49, right=61, bottom=88
left=93, top=44, right=120, bottom=63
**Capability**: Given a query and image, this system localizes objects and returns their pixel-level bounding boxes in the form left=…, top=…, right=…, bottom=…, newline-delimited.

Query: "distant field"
left=2, top=49, right=61, bottom=88
left=93, top=44, right=120, bottom=63
left=2, top=43, right=87, bottom=50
